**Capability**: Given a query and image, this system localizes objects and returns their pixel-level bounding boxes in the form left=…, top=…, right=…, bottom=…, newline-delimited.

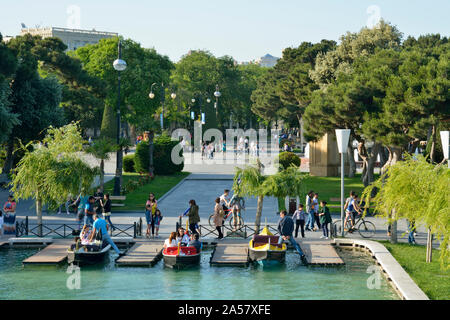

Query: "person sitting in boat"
left=177, top=227, right=190, bottom=246
left=164, top=232, right=178, bottom=249
left=88, top=214, right=122, bottom=256
left=80, top=225, right=92, bottom=245
left=277, top=210, right=306, bottom=262
left=188, top=233, right=202, bottom=253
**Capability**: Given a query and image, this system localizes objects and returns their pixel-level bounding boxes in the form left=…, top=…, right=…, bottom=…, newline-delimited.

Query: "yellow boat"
left=248, top=226, right=287, bottom=264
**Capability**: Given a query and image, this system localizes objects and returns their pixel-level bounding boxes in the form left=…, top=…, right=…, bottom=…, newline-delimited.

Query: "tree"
left=233, top=160, right=266, bottom=233
left=0, top=33, right=20, bottom=145
left=362, top=155, right=449, bottom=269
left=1, top=33, right=103, bottom=175
left=10, top=123, right=97, bottom=236
left=233, top=161, right=307, bottom=233
left=86, top=137, right=118, bottom=192
left=74, top=37, right=174, bottom=134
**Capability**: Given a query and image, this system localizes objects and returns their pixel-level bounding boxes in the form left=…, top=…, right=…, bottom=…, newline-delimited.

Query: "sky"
left=1, top=0, right=449, bottom=62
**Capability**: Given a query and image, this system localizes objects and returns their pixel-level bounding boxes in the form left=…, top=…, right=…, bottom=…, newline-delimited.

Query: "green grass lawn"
left=378, top=241, right=449, bottom=300
left=103, top=172, right=190, bottom=211
left=278, top=173, right=372, bottom=211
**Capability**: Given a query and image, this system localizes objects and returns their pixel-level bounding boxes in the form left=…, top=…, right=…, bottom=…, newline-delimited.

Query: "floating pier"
left=22, top=240, right=72, bottom=265
left=298, top=239, right=344, bottom=266
left=210, top=243, right=249, bottom=267
left=115, top=242, right=164, bottom=267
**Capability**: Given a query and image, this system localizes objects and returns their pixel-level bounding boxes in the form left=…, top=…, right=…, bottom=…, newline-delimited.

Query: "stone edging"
left=333, top=238, right=429, bottom=300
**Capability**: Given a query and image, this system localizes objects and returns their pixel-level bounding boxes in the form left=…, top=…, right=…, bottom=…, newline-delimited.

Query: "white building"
left=20, top=27, right=118, bottom=51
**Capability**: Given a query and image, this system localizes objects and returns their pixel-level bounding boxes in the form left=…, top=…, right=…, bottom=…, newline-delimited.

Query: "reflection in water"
left=0, top=247, right=399, bottom=300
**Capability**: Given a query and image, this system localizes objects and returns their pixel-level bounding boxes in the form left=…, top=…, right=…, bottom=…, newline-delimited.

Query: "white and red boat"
left=162, top=244, right=201, bottom=269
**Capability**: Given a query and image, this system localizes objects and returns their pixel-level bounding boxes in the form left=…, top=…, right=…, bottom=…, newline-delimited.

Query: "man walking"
left=278, top=210, right=306, bottom=263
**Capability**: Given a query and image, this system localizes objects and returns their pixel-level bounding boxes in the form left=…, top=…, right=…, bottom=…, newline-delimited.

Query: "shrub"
left=123, top=155, right=135, bottom=173
left=278, top=152, right=301, bottom=170
left=134, top=134, right=184, bottom=175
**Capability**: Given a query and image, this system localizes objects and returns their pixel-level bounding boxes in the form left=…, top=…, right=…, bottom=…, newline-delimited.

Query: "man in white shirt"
left=220, top=190, right=231, bottom=212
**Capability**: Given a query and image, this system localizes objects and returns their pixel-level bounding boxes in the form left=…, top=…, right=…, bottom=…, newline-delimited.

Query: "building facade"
left=20, top=27, right=118, bottom=51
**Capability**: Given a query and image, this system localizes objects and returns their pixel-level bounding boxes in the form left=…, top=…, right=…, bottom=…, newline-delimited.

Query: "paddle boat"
left=248, top=226, right=287, bottom=265
left=67, top=239, right=111, bottom=266
left=162, top=243, right=201, bottom=269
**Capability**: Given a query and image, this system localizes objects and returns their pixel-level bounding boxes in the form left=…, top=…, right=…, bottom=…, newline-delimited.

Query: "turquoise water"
left=0, top=247, right=399, bottom=300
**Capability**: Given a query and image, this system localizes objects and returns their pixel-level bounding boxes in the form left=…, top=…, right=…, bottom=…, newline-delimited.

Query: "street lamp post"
left=214, top=84, right=221, bottom=129
left=335, top=129, right=351, bottom=237
left=149, top=83, right=176, bottom=131
left=440, top=131, right=449, bottom=168
left=113, top=40, right=127, bottom=196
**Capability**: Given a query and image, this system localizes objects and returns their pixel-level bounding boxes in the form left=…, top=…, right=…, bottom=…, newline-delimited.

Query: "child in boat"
left=80, top=225, right=92, bottom=245
left=153, top=209, right=163, bottom=239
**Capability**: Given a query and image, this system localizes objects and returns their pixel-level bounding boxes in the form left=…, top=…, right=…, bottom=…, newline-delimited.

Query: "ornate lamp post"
left=112, top=40, right=127, bottom=196
left=149, top=83, right=176, bottom=131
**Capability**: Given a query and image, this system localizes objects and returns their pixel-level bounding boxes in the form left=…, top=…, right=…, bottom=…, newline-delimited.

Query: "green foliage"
left=263, top=166, right=308, bottom=199
left=277, top=152, right=301, bottom=170
left=123, top=154, right=135, bottom=173
left=134, top=135, right=184, bottom=175
left=100, top=105, right=117, bottom=140
left=74, top=37, right=173, bottom=132
left=10, top=123, right=97, bottom=209
left=85, top=137, right=117, bottom=162
left=362, top=155, right=450, bottom=269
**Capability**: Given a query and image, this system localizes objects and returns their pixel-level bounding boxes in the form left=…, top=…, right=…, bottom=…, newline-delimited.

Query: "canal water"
left=0, top=247, right=399, bottom=300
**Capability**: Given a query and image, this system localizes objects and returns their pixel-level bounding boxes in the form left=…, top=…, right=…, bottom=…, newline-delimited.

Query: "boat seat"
left=252, top=235, right=283, bottom=248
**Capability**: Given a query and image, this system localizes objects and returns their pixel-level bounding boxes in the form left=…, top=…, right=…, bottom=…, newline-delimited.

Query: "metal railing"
left=175, top=217, right=280, bottom=240
left=15, top=217, right=142, bottom=238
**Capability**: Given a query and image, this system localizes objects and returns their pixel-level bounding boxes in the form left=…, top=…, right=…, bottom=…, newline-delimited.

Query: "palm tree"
left=233, top=162, right=307, bottom=234
left=233, top=159, right=266, bottom=234
left=86, top=138, right=118, bottom=192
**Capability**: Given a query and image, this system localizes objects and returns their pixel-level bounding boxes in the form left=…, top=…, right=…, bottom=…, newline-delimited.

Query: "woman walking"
left=145, top=193, right=157, bottom=238
left=180, top=200, right=200, bottom=235
left=292, top=204, right=306, bottom=238
left=101, top=193, right=116, bottom=231
left=319, top=201, right=332, bottom=239
left=213, top=198, right=225, bottom=240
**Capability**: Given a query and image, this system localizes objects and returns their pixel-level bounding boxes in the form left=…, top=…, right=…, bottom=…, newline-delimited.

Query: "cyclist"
left=219, top=189, right=231, bottom=212
left=229, top=194, right=245, bottom=230
left=344, top=194, right=361, bottom=231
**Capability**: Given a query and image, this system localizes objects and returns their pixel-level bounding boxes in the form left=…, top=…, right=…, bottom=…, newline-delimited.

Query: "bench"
left=110, top=196, right=126, bottom=208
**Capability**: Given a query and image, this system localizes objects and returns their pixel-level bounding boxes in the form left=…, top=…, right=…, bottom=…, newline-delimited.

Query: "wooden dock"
left=23, top=240, right=72, bottom=265
left=115, top=242, right=164, bottom=267
left=298, top=239, right=344, bottom=266
left=210, top=243, right=249, bottom=267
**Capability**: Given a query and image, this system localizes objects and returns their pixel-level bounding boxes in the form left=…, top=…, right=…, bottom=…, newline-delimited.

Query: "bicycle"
left=208, top=208, right=245, bottom=230
left=332, top=212, right=376, bottom=238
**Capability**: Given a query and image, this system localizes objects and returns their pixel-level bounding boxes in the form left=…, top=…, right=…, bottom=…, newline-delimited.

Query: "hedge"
left=278, top=151, right=301, bottom=170
left=123, top=154, right=135, bottom=173
left=134, top=134, right=184, bottom=175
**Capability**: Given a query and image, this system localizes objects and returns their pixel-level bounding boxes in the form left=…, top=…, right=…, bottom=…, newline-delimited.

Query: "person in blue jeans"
left=89, top=214, right=122, bottom=255
left=277, top=210, right=306, bottom=263
left=408, top=219, right=416, bottom=244
left=84, top=196, right=96, bottom=227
